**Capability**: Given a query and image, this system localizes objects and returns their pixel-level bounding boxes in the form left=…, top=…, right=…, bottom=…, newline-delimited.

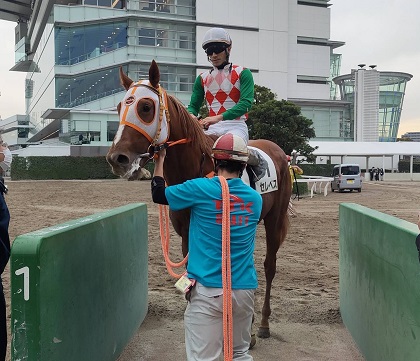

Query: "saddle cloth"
left=242, top=147, right=278, bottom=195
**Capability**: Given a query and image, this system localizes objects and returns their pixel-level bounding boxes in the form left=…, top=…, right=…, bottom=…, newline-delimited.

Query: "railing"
left=58, top=88, right=123, bottom=109
left=297, top=176, right=335, bottom=198
left=57, top=42, right=126, bottom=66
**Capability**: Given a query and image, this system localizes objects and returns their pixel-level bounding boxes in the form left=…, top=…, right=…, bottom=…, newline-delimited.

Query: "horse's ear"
left=120, top=67, right=133, bottom=90
left=149, top=60, right=160, bottom=89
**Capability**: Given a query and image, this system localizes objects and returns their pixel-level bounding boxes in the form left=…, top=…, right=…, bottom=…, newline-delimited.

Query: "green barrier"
left=339, top=203, right=420, bottom=361
left=10, top=203, right=148, bottom=361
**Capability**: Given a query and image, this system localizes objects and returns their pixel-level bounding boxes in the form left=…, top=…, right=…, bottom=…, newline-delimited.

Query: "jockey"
left=151, top=133, right=262, bottom=360
left=187, top=27, right=267, bottom=181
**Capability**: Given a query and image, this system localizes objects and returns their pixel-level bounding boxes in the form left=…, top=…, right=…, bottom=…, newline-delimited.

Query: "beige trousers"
left=184, top=282, right=255, bottom=361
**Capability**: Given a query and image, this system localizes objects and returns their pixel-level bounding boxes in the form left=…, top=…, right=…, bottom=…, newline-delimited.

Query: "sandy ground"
left=3, top=178, right=420, bottom=361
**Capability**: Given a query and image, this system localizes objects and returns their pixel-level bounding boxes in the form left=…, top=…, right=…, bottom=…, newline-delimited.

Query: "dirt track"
left=3, top=179, right=420, bottom=360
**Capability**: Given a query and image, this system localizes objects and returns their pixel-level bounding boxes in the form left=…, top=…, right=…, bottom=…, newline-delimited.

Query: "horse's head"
left=106, top=60, right=170, bottom=180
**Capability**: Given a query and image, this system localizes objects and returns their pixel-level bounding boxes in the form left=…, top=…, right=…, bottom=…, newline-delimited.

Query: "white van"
left=331, top=164, right=362, bottom=192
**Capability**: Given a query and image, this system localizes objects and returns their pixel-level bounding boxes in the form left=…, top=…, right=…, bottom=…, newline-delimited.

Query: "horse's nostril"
left=116, top=154, right=130, bottom=165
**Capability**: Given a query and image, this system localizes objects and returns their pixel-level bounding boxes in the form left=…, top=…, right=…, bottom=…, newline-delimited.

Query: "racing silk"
left=188, top=63, right=254, bottom=121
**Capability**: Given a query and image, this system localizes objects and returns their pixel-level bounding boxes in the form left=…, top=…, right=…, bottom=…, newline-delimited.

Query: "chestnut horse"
left=107, top=60, right=291, bottom=340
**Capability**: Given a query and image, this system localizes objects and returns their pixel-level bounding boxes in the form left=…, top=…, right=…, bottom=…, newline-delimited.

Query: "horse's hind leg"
left=258, top=213, right=283, bottom=339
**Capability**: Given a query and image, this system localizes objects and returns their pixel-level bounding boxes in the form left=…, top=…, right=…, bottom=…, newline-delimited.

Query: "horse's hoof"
left=257, top=327, right=270, bottom=339
left=249, top=334, right=257, bottom=349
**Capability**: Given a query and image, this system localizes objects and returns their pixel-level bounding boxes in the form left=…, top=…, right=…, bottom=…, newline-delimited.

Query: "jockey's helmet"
left=202, top=28, right=232, bottom=51
left=212, top=134, right=249, bottom=163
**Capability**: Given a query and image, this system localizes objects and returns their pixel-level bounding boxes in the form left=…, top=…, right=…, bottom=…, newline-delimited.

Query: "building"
left=401, top=132, right=420, bottom=142
left=1, top=0, right=347, bottom=153
left=334, top=66, right=412, bottom=142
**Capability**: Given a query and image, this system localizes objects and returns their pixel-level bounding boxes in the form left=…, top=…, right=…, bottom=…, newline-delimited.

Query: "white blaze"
left=114, top=124, right=125, bottom=145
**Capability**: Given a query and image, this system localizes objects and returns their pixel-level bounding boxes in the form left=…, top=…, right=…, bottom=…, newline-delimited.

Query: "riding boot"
left=247, top=149, right=268, bottom=182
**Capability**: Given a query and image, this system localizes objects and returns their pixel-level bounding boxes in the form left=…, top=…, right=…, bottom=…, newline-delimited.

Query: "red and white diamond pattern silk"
left=202, top=64, right=246, bottom=121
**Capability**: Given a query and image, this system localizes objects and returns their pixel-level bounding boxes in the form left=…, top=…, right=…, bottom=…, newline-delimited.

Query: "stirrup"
left=247, top=149, right=268, bottom=182
left=250, top=165, right=266, bottom=182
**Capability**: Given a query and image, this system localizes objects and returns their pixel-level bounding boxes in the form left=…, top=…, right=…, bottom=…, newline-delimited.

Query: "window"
left=84, top=0, right=126, bottom=8
left=179, top=77, right=189, bottom=92
left=139, top=28, right=156, bottom=46
left=107, top=121, right=119, bottom=141
left=139, top=0, right=195, bottom=17
left=297, top=0, right=330, bottom=8
left=55, top=22, right=128, bottom=66
left=341, top=166, right=360, bottom=176
left=179, top=35, right=189, bottom=49
left=297, top=75, right=328, bottom=84
left=56, top=65, right=128, bottom=108
left=134, top=64, right=195, bottom=93
left=137, top=22, right=195, bottom=50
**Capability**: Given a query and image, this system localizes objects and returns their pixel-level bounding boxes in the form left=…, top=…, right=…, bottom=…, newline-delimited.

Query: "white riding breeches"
left=204, top=120, right=249, bottom=144
left=184, top=282, right=255, bottom=361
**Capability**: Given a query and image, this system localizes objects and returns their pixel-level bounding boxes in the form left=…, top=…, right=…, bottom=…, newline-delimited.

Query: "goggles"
left=205, top=44, right=227, bottom=56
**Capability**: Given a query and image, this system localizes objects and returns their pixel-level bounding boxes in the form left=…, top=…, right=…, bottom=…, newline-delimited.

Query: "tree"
left=248, top=86, right=317, bottom=163
left=254, top=85, right=276, bottom=105
left=397, top=136, right=413, bottom=142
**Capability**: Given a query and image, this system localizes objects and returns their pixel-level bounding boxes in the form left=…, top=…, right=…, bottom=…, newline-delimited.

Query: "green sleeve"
left=187, top=75, right=204, bottom=116
left=222, top=68, right=254, bottom=120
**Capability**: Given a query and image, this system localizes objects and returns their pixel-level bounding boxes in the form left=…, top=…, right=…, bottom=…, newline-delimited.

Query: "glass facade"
left=56, top=65, right=128, bottom=108
left=333, top=71, right=412, bottom=142
left=378, top=75, right=409, bottom=142
left=134, top=63, right=195, bottom=96
left=107, top=121, right=119, bottom=141
left=138, top=23, right=195, bottom=50
left=51, top=4, right=197, bottom=144
left=84, top=0, right=126, bottom=8
left=134, top=20, right=196, bottom=64
left=55, top=21, right=128, bottom=65
left=133, top=0, right=196, bottom=19
left=329, top=53, right=341, bottom=100
left=301, top=106, right=352, bottom=141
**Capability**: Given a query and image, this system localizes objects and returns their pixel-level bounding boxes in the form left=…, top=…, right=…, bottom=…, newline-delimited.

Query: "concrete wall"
left=11, top=203, right=148, bottom=361
left=339, top=203, right=420, bottom=361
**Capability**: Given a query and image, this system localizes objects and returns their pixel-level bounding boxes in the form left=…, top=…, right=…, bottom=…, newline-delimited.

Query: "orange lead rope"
left=158, top=177, right=233, bottom=360
left=219, top=176, right=233, bottom=361
left=159, top=204, right=188, bottom=278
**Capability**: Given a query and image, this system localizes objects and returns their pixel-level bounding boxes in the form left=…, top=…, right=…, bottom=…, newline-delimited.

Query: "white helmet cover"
left=202, top=28, right=232, bottom=49
left=212, top=133, right=249, bottom=163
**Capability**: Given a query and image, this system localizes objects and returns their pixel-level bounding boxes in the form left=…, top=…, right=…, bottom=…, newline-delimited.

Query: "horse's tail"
left=277, top=154, right=292, bottom=245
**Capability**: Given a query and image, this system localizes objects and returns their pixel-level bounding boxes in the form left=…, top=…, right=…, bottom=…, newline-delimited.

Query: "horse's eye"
left=143, top=104, right=151, bottom=112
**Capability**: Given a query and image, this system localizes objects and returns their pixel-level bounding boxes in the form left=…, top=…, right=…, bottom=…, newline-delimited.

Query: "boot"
left=247, top=149, right=268, bottom=182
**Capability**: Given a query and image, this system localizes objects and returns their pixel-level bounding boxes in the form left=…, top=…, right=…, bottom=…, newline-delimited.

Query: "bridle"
left=119, top=81, right=189, bottom=161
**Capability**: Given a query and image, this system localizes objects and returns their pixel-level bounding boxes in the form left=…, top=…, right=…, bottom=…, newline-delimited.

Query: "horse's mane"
left=168, top=94, right=213, bottom=156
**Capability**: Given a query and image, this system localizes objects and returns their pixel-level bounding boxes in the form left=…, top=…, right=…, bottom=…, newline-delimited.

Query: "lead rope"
left=158, top=177, right=233, bottom=361
left=219, top=176, right=233, bottom=361
left=159, top=204, right=188, bottom=278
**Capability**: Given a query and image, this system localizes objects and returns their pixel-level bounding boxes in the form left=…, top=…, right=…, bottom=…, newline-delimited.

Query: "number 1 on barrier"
left=15, top=266, right=30, bottom=301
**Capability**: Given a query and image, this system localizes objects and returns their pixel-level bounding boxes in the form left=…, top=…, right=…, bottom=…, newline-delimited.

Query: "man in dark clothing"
left=0, top=180, right=10, bottom=361
left=369, top=167, right=374, bottom=181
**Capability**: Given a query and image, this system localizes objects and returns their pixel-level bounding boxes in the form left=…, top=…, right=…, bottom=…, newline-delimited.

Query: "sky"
left=330, top=1, right=420, bottom=136
left=0, top=1, right=419, bottom=136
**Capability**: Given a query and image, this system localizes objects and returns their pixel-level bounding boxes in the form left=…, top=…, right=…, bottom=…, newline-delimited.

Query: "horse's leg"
left=258, top=212, right=282, bottom=339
